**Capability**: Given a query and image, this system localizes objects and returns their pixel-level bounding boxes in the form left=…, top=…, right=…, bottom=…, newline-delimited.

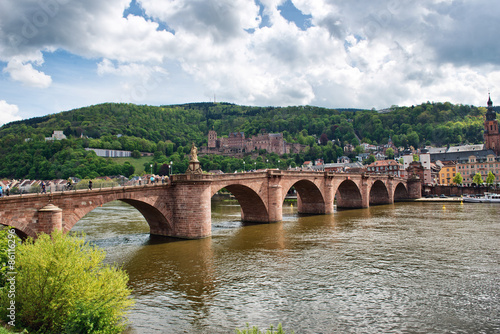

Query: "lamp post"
left=254, top=162, right=256, bottom=171
left=243, top=161, right=245, bottom=172
left=170, top=161, right=173, bottom=176
left=266, top=159, right=269, bottom=169
left=278, top=159, right=280, bottom=170
left=150, top=164, right=153, bottom=175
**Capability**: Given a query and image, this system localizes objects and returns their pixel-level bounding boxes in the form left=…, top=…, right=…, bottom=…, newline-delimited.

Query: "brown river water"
left=73, top=200, right=500, bottom=334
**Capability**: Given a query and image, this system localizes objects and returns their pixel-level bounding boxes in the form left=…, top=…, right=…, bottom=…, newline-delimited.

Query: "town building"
left=456, top=153, right=500, bottom=185
left=85, top=148, right=132, bottom=158
left=426, top=94, right=500, bottom=185
left=438, top=161, right=457, bottom=185
left=324, top=161, right=364, bottom=173
left=366, top=160, right=405, bottom=177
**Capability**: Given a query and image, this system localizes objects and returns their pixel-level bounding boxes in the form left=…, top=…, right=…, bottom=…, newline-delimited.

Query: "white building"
left=85, top=148, right=132, bottom=157
left=45, top=130, right=67, bottom=141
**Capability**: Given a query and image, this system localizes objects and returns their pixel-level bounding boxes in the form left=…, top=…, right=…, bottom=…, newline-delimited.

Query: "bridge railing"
left=0, top=179, right=170, bottom=198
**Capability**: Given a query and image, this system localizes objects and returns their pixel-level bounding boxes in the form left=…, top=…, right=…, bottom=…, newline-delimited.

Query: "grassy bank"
left=111, top=156, right=153, bottom=174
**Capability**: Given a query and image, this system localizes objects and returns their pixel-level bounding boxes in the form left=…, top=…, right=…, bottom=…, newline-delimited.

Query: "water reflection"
left=74, top=200, right=500, bottom=334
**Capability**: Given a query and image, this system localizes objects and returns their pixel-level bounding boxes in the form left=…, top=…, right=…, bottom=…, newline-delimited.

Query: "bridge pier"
left=267, top=184, right=283, bottom=223
left=323, top=182, right=335, bottom=214
left=407, top=177, right=422, bottom=199
left=169, top=182, right=212, bottom=239
left=37, top=204, right=63, bottom=234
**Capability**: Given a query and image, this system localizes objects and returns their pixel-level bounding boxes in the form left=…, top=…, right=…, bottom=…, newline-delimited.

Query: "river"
left=73, top=200, right=500, bottom=334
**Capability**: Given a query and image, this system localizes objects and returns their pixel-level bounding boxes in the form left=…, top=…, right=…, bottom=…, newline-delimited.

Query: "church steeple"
left=484, top=93, right=500, bottom=155
left=486, top=93, right=496, bottom=121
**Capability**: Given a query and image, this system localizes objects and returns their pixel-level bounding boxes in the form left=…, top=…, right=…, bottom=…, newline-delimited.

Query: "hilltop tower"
left=484, top=94, right=500, bottom=155
left=208, top=129, right=217, bottom=148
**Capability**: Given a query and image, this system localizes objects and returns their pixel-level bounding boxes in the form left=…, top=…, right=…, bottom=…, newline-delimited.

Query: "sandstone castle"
left=201, top=130, right=307, bottom=156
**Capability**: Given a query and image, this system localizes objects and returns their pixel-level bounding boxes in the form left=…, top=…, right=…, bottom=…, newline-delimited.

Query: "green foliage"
left=0, top=326, right=17, bottom=334
left=486, top=171, right=495, bottom=185
left=364, top=154, right=376, bottom=164
left=0, top=101, right=494, bottom=179
left=0, top=231, right=134, bottom=334
left=452, top=172, right=463, bottom=185
left=236, top=323, right=293, bottom=334
left=472, top=173, right=484, bottom=185
left=0, top=228, right=20, bottom=288
left=385, top=147, right=395, bottom=159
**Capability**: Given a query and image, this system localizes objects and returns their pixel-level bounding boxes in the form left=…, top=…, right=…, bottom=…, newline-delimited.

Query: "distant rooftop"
left=426, top=144, right=484, bottom=154
left=447, top=144, right=484, bottom=152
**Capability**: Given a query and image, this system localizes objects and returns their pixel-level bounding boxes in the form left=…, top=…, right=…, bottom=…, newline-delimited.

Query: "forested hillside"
left=0, top=101, right=494, bottom=180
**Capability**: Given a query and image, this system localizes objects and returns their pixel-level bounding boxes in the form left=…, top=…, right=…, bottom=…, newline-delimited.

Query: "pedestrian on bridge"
left=5, top=185, right=9, bottom=196
left=41, top=181, right=46, bottom=194
left=88, top=180, right=93, bottom=190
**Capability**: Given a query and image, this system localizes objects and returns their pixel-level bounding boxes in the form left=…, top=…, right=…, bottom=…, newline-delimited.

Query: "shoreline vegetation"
left=0, top=229, right=133, bottom=334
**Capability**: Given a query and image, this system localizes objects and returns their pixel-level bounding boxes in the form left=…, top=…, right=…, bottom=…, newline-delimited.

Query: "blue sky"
left=0, top=0, right=499, bottom=125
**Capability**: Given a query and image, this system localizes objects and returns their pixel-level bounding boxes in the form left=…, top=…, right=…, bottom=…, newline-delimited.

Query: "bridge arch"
left=212, top=184, right=269, bottom=223
left=335, top=179, right=363, bottom=209
left=394, top=182, right=409, bottom=201
left=285, top=179, right=325, bottom=214
left=0, top=224, right=33, bottom=240
left=369, top=180, right=391, bottom=206
left=59, top=192, right=174, bottom=236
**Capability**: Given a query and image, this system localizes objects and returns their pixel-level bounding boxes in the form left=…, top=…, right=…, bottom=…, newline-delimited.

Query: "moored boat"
left=462, top=192, right=500, bottom=203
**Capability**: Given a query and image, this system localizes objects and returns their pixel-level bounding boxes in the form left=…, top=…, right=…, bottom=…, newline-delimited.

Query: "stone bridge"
left=0, top=170, right=420, bottom=239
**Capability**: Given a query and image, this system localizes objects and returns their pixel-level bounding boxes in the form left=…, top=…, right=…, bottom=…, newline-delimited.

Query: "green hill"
left=0, top=101, right=493, bottom=180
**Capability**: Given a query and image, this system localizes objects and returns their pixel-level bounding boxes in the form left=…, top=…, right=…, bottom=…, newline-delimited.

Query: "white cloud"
left=97, top=59, right=167, bottom=77
left=4, top=56, right=52, bottom=88
left=0, top=100, right=22, bottom=125
left=0, top=0, right=499, bottom=116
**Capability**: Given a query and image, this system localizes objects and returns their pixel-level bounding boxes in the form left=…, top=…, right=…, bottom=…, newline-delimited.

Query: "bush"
left=0, top=231, right=134, bottom=334
left=0, top=228, right=20, bottom=288
left=236, top=323, right=294, bottom=334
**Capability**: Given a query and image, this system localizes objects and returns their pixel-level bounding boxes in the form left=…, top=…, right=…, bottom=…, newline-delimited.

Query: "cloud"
left=0, top=0, right=499, bottom=115
left=0, top=0, right=174, bottom=63
left=0, top=100, right=22, bottom=125
left=4, top=55, right=52, bottom=88
left=139, top=0, right=261, bottom=42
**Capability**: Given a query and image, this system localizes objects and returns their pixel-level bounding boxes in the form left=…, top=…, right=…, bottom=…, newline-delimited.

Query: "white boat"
left=462, top=192, right=500, bottom=203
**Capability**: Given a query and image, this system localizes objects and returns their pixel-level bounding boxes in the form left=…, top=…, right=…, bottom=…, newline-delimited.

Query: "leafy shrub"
left=236, top=323, right=294, bottom=334
left=0, top=231, right=134, bottom=334
left=0, top=227, right=20, bottom=288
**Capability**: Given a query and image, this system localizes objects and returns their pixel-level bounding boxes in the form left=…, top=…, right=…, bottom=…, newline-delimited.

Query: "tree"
left=452, top=172, right=463, bottom=185
left=407, top=131, right=420, bottom=148
left=364, top=154, right=376, bottom=165
left=385, top=148, right=395, bottom=160
left=319, top=133, right=329, bottom=146
left=131, top=150, right=141, bottom=159
left=486, top=171, right=495, bottom=186
left=472, top=173, right=483, bottom=185
left=0, top=231, right=134, bottom=333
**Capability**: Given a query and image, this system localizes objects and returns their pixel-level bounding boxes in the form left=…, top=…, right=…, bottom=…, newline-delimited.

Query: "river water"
left=73, top=200, right=500, bottom=334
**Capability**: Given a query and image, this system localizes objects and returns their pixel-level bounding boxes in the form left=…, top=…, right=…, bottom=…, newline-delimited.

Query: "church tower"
left=484, top=94, right=500, bottom=155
